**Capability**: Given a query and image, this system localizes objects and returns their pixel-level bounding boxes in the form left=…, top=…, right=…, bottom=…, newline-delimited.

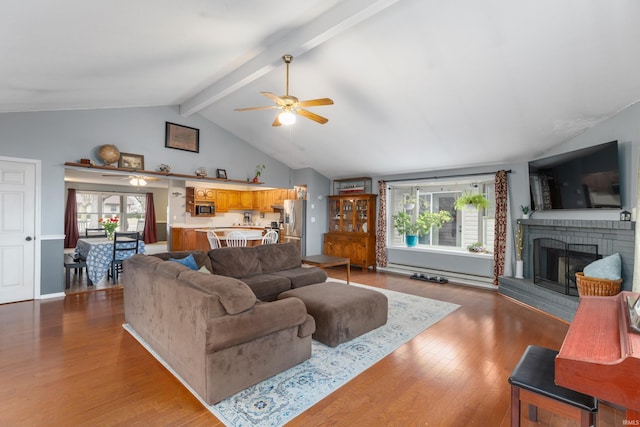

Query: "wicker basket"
left=575, top=272, right=622, bottom=297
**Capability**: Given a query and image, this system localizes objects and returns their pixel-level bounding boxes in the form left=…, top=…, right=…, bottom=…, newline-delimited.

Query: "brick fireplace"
left=500, top=219, right=634, bottom=321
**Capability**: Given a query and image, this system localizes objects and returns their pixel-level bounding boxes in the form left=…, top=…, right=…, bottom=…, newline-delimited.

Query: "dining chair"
left=108, top=231, right=140, bottom=282
left=225, top=231, right=247, bottom=247
left=207, top=231, right=222, bottom=249
left=261, top=229, right=279, bottom=245
left=85, top=228, right=107, bottom=238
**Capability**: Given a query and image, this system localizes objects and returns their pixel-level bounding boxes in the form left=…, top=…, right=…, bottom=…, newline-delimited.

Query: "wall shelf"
left=64, top=162, right=264, bottom=185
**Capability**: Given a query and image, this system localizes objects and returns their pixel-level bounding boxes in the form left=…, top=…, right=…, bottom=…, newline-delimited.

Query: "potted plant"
left=392, top=211, right=453, bottom=247
left=467, top=242, right=485, bottom=253
left=520, top=205, right=532, bottom=219
left=253, top=164, right=265, bottom=182
left=454, top=192, right=490, bottom=211
left=403, top=194, right=418, bottom=210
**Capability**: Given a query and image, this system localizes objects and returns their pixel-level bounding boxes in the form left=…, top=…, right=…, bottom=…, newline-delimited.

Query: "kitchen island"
left=171, top=226, right=267, bottom=251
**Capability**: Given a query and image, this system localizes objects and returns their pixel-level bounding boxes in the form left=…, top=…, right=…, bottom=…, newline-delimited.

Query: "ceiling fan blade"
left=261, top=92, right=287, bottom=106
left=296, top=98, right=334, bottom=107
left=298, top=109, right=329, bottom=124
left=235, top=105, right=279, bottom=112
left=272, top=115, right=282, bottom=127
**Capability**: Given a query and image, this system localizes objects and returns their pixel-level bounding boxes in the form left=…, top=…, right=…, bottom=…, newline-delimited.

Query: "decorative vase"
left=522, top=213, right=530, bottom=220
left=106, top=230, right=115, bottom=240
left=515, top=260, right=524, bottom=279
left=253, top=176, right=259, bottom=183
left=405, top=235, right=418, bottom=247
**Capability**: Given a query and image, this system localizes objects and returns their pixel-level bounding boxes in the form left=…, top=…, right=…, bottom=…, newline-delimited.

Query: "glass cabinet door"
left=329, top=199, right=341, bottom=231
left=355, top=197, right=369, bottom=233
left=342, top=199, right=354, bottom=232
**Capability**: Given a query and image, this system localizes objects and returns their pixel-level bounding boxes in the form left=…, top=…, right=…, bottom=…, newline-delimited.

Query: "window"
left=76, top=191, right=146, bottom=234
left=388, top=175, right=495, bottom=252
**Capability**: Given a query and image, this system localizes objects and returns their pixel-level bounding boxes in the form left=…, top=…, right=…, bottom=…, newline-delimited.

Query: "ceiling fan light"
left=129, top=177, right=147, bottom=186
left=279, top=110, right=296, bottom=125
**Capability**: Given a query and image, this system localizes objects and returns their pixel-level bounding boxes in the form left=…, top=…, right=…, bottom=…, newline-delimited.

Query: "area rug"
left=123, top=281, right=459, bottom=426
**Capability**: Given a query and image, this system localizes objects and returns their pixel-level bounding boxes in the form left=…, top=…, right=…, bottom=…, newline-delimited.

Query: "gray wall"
left=292, top=167, right=331, bottom=256
left=0, top=105, right=328, bottom=295
left=374, top=100, right=640, bottom=279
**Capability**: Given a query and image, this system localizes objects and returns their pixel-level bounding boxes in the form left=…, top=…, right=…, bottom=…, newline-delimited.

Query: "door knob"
left=25, top=236, right=33, bottom=241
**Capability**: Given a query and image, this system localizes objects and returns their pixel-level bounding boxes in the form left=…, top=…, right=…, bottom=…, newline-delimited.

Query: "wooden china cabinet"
left=323, top=193, right=377, bottom=270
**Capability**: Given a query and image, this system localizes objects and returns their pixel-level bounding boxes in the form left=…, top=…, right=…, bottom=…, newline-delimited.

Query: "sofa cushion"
left=208, top=247, right=262, bottom=278
left=177, top=270, right=256, bottom=315
left=240, top=274, right=292, bottom=301
left=152, top=250, right=212, bottom=273
left=272, top=267, right=328, bottom=288
left=257, top=243, right=301, bottom=273
left=170, top=253, right=198, bottom=270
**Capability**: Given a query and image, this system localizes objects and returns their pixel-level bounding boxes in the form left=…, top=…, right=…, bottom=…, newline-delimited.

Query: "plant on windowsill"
left=392, top=211, right=453, bottom=247
left=467, top=242, right=485, bottom=253
left=454, top=192, right=490, bottom=211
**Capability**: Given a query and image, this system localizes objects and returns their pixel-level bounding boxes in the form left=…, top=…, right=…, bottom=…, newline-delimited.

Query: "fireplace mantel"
left=519, top=218, right=634, bottom=231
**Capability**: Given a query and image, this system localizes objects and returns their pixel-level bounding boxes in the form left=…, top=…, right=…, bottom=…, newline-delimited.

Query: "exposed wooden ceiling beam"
left=179, top=0, right=402, bottom=116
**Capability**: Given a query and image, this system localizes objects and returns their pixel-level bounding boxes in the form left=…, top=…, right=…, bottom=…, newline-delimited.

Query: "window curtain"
left=493, top=170, right=508, bottom=285
left=143, top=192, right=158, bottom=244
left=375, top=180, right=388, bottom=267
left=64, top=188, right=79, bottom=248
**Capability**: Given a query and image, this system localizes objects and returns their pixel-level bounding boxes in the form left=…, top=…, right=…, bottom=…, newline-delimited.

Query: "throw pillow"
left=583, top=253, right=622, bottom=280
left=169, top=254, right=199, bottom=270
left=198, top=265, right=211, bottom=274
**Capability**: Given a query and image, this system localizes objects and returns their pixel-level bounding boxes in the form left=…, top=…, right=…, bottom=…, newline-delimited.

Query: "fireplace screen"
left=533, top=238, right=600, bottom=296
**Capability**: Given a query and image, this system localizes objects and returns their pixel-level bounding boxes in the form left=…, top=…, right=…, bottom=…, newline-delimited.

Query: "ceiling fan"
left=235, top=54, right=334, bottom=126
left=101, top=174, right=159, bottom=186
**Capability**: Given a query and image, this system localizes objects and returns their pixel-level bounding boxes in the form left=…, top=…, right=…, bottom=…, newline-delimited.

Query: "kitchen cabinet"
left=240, top=191, right=253, bottom=209
left=272, top=189, right=288, bottom=205
left=186, top=187, right=195, bottom=215
left=171, top=227, right=196, bottom=251
left=186, top=187, right=216, bottom=216
left=186, top=187, right=294, bottom=214
left=323, top=194, right=377, bottom=270
left=194, top=188, right=216, bottom=202
left=215, top=190, right=230, bottom=212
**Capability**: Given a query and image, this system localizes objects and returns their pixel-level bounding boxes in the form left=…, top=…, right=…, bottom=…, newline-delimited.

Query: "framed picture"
left=118, top=153, right=145, bottom=170
left=216, top=169, right=227, bottom=179
left=165, top=122, right=199, bottom=153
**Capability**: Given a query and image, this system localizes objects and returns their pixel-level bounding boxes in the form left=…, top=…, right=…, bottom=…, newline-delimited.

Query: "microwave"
left=195, top=204, right=215, bottom=215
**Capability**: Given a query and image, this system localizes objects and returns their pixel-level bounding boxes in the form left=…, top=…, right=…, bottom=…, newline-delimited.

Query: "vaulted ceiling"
left=4, top=0, right=640, bottom=178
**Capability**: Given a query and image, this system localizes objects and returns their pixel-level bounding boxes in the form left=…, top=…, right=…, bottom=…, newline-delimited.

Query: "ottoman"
left=278, top=282, right=388, bottom=347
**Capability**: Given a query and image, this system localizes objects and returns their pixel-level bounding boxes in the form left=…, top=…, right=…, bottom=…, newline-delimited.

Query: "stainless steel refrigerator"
left=283, top=199, right=306, bottom=256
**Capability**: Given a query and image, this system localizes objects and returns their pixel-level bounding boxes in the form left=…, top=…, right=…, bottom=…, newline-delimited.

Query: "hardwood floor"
left=1, top=266, right=625, bottom=426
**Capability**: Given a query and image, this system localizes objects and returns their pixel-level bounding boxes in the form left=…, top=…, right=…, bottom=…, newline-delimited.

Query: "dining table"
left=75, top=237, right=146, bottom=285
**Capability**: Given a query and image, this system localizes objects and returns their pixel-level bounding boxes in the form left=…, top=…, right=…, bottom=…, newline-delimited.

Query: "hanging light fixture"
left=278, top=107, right=296, bottom=126
left=129, top=177, right=147, bottom=186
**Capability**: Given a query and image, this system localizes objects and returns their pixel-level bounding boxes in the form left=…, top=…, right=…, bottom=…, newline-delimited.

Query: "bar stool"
left=508, top=345, right=598, bottom=427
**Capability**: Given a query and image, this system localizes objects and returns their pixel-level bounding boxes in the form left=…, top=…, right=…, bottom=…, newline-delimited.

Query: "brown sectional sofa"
left=123, top=243, right=327, bottom=404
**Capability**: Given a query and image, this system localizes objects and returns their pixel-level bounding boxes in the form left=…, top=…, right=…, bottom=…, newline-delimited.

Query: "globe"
left=98, top=144, right=120, bottom=166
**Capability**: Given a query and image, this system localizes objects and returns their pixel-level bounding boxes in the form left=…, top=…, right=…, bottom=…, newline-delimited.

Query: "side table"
left=302, top=254, right=350, bottom=284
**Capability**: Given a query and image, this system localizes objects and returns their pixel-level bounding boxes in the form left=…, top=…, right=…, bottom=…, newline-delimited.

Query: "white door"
left=0, top=159, right=36, bottom=303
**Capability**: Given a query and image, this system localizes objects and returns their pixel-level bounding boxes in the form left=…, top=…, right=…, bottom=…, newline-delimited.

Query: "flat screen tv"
left=528, top=141, right=621, bottom=211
